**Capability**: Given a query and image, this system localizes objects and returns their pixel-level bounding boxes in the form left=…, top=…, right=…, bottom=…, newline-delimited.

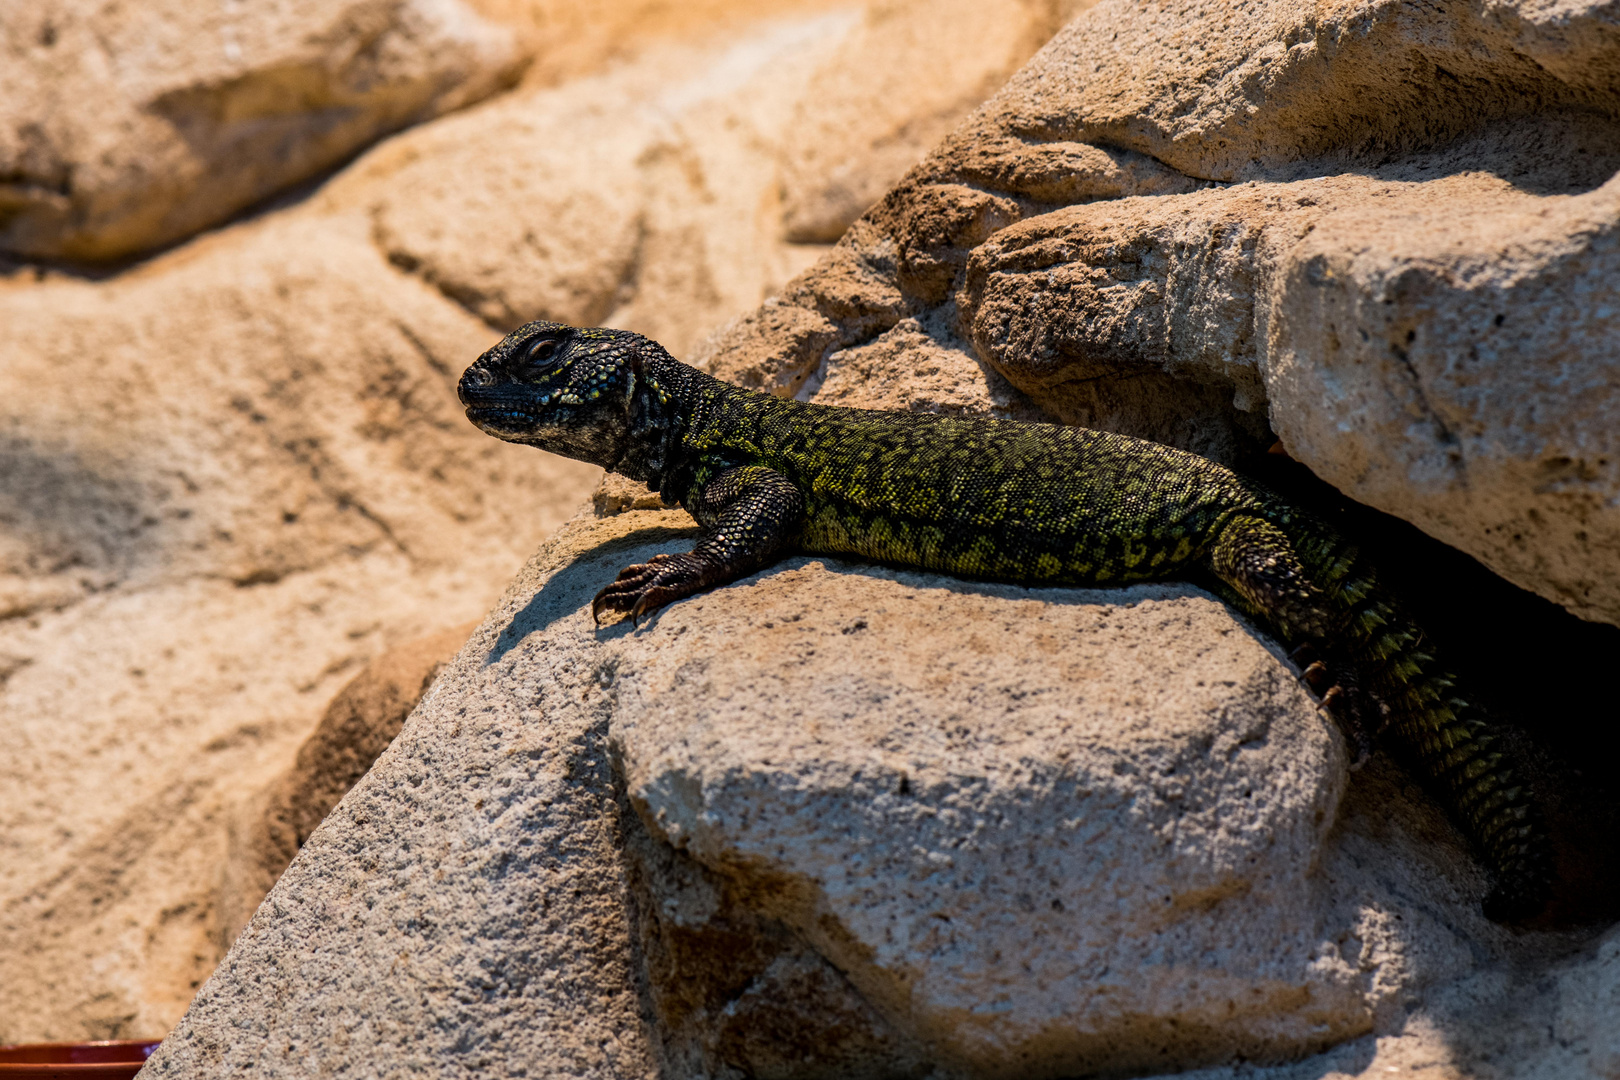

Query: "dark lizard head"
left=458, top=321, right=650, bottom=470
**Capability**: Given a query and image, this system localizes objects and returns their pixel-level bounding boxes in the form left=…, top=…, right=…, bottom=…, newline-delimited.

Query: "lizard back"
left=680, top=391, right=1267, bottom=587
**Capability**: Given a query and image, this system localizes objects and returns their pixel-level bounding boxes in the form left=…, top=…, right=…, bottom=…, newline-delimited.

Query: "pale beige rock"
left=218, top=622, right=477, bottom=943
left=994, top=0, right=1620, bottom=183
left=328, top=10, right=861, bottom=356
left=698, top=0, right=1620, bottom=624
left=2, top=0, right=1079, bottom=1043
left=0, top=0, right=523, bottom=261
left=138, top=510, right=1594, bottom=1079
left=956, top=115, right=1620, bottom=623
left=0, top=209, right=600, bottom=1042
left=1265, top=160, right=1620, bottom=627
left=776, top=0, right=1103, bottom=243
left=795, top=303, right=1048, bottom=420
left=612, top=558, right=1368, bottom=1075
left=340, top=0, right=1091, bottom=359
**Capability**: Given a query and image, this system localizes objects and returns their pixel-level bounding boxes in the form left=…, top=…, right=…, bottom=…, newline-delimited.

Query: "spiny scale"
left=458, top=320, right=1550, bottom=921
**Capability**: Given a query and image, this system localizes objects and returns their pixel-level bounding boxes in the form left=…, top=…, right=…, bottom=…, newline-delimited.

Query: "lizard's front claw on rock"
left=591, top=553, right=704, bottom=626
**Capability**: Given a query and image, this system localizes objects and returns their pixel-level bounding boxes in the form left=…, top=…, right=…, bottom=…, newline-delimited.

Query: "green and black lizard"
left=458, top=320, right=1548, bottom=921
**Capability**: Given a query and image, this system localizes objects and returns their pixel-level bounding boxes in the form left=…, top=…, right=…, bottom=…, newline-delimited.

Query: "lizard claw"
left=591, top=553, right=710, bottom=626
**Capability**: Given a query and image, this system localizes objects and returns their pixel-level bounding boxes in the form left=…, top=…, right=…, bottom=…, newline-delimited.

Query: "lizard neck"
left=611, top=350, right=709, bottom=493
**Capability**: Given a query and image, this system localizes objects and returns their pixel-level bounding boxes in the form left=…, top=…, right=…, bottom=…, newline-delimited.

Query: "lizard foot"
left=1319, top=673, right=1386, bottom=771
left=592, top=553, right=715, bottom=625
left=1288, top=643, right=1379, bottom=769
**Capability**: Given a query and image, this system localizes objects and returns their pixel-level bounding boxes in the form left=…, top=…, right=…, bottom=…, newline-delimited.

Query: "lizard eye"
left=521, top=337, right=560, bottom=368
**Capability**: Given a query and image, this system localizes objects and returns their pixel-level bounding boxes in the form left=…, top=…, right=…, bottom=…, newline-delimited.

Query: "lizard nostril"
left=458, top=365, right=493, bottom=402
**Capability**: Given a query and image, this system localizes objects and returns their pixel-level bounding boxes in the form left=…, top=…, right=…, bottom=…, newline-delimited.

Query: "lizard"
left=457, top=319, right=1549, bottom=923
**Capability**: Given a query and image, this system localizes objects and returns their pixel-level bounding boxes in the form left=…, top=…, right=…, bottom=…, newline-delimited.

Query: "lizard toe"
left=593, top=553, right=712, bottom=625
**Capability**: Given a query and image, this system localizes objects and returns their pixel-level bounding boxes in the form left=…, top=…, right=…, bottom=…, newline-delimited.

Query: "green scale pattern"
left=458, top=320, right=1549, bottom=921
left=684, top=394, right=1231, bottom=585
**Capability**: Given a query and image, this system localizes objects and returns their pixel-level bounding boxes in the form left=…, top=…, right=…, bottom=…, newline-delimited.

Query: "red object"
left=0, top=1041, right=160, bottom=1080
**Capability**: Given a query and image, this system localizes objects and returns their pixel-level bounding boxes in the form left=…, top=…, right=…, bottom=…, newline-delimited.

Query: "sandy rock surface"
left=0, top=206, right=601, bottom=1042
left=0, top=0, right=523, bottom=262
left=217, top=621, right=478, bottom=944
left=698, top=0, right=1620, bottom=627
left=0, top=0, right=1091, bottom=1045
left=613, top=557, right=1365, bottom=1074
left=7, top=0, right=1620, bottom=1072
left=139, top=510, right=1613, bottom=1079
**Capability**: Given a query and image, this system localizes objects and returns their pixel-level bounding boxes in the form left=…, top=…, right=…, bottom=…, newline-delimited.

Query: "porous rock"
left=2, top=0, right=1088, bottom=1042
left=0, top=0, right=522, bottom=261
left=695, top=0, right=1620, bottom=625
left=142, top=510, right=1516, bottom=1079
left=958, top=115, right=1620, bottom=626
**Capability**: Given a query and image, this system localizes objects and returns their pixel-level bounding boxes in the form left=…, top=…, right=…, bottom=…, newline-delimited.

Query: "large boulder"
left=136, top=509, right=1614, bottom=1079
left=0, top=0, right=523, bottom=262
left=697, top=0, right=1620, bottom=627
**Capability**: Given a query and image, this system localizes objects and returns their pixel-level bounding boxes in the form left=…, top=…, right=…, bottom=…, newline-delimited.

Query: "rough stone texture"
left=0, top=0, right=523, bottom=262
left=138, top=510, right=1614, bottom=1079
left=612, top=556, right=1367, bottom=1075
left=0, top=208, right=602, bottom=1043
left=959, top=117, right=1620, bottom=625
left=0, top=0, right=1091, bottom=1043
left=695, top=0, right=1620, bottom=626
left=1262, top=148, right=1620, bottom=631
left=217, top=622, right=477, bottom=943
left=333, top=0, right=1095, bottom=360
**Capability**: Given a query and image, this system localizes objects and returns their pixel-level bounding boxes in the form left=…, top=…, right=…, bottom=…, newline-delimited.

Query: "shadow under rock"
left=1247, top=451, right=1620, bottom=932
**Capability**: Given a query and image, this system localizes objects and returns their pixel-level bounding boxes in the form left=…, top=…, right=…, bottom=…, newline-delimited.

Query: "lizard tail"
left=1333, top=582, right=1551, bottom=921
left=1213, top=514, right=1552, bottom=920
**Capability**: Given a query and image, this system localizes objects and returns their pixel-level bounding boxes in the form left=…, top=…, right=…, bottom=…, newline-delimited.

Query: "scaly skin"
left=458, top=320, right=1549, bottom=921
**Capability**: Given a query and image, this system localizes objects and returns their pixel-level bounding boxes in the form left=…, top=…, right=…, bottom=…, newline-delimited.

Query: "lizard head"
left=458, top=321, right=643, bottom=469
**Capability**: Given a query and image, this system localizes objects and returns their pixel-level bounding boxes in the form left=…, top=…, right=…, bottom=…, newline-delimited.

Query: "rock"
left=775, top=0, right=1101, bottom=243
left=142, top=509, right=1544, bottom=1079
left=140, top=515, right=685, bottom=1080
left=1, top=0, right=1086, bottom=1043
left=959, top=115, right=1620, bottom=624
left=339, top=0, right=1087, bottom=359
left=0, top=0, right=523, bottom=261
left=794, top=303, right=1049, bottom=421
left=612, top=553, right=1367, bottom=1075
left=1263, top=141, right=1620, bottom=629
left=592, top=474, right=677, bottom=517
left=218, top=622, right=478, bottom=942
left=0, top=207, right=601, bottom=1042
left=695, top=0, right=1620, bottom=626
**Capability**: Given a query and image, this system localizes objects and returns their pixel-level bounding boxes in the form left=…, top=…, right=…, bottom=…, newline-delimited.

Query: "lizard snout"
left=457, top=364, right=495, bottom=405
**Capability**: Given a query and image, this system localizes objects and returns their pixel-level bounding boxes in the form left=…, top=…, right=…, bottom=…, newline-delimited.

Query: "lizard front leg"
left=592, top=464, right=806, bottom=624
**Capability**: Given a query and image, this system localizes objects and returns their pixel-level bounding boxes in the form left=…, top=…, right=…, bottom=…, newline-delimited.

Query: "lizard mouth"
left=464, top=405, right=543, bottom=438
